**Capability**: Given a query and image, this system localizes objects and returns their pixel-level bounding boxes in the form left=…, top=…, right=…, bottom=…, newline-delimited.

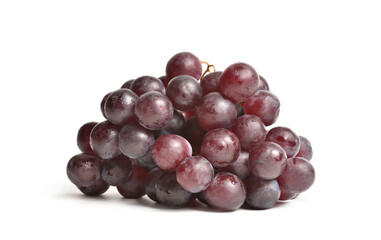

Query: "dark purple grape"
left=277, top=157, right=315, bottom=194
left=134, top=91, right=173, bottom=130
left=159, top=75, right=171, bottom=88
left=134, top=152, right=157, bottom=171
left=101, top=155, right=133, bottom=186
left=279, top=186, right=298, bottom=201
left=104, top=89, right=138, bottom=126
left=166, top=52, right=202, bottom=80
left=182, top=116, right=206, bottom=154
left=196, top=92, right=237, bottom=131
left=196, top=191, right=209, bottom=205
left=90, top=121, right=121, bottom=159
left=243, top=90, right=280, bottom=126
left=166, top=75, right=203, bottom=111
left=100, top=92, right=111, bottom=119
left=200, top=71, right=223, bottom=94
left=266, top=127, right=300, bottom=158
left=201, top=128, right=241, bottom=168
left=176, top=156, right=214, bottom=193
left=78, top=178, right=110, bottom=196
left=218, top=150, right=250, bottom=181
left=245, top=175, right=280, bottom=209
left=145, top=167, right=165, bottom=202
left=154, top=109, right=185, bottom=138
left=77, top=122, right=98, bottom=155
left=295, top=136, right=313, bottom=161
left=117, top=164, right=148, bottom=198
left=236, top=104, right=244, bottom=117
left=121, top=79, right=135, bottom=89
left=155, top=171, right=194, bottom=208
left=152, top=134, right=192, bottom=170
left=67, top=153, right=103, bottom=187
left=256, top=75, right=269, bottom=92
left=220, top=63, right=259, bottom=103
left=119, top=122, right=155, bottom=159
left=248, top=141, right=287, bottom=180
left=204, top=172, right=247, bottom=211
left=130, top=76, right=166, bottom=96
left=230, top=115, right=266, bottom=150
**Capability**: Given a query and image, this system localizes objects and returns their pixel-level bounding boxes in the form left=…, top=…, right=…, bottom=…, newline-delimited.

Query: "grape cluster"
left=67, top=52, right=315, bottom=211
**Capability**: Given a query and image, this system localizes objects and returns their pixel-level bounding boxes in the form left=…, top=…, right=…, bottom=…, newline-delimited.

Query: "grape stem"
left=200, top=61, right=216, bottom=82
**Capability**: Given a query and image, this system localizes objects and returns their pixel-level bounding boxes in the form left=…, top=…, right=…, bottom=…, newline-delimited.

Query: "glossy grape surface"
left=182, top=116, right=206, bottom=154
left=134, top=153, right=157, bottom=171
left=104, top=89, right=138, bottom=126
left=204, top=172, right=247, bottom=211
left=279, top=186, right=298, bottom=201
left=145, top=167, right=164, bottom=202
left=159, top=75, right=171, bottom=88
left=101, top=155, right=133, bottom=186
left=200, top=71, right=222, bottom=94
left=196, top=92, right=237, bottom=131
left=77, top=122, right=98, bottom=155
left=243, top=90, right=280, bottom=126
left=121, top=79, right=135, bottom=89
left=154, top=109, right=185, bottom=138
left=295, top=136, right=313, bottom=160
left=100, top=92, right=111, bottom=119
left=166, top=52, right=202, bottom=80
left=67, top=153, right=103, bottom=187
left=117, top=164, right=148, bottom=198
left=152, top=134, right=192, bottom=170
left=248, top=141, right=287, bottom=180
left=78, top=178, right=110, bottom=196
left=90, top=121, right=121, bottom=159
left=245, top=175, right=280, bottom=209
left=230, top=115, right=266, bottom=150
left=256, top=75, right=269, bottom=92
left=134, top=91, right=173, bottom=130
left=119, top=122, right=155, bottom=159
left=166, top=75, right=203, bottom=111
left=219, top=151, right=250, bottom=181
left=201, top=128, right=241, bottom=168
left=130, top=76, right=166, bottom=96
left=220, top=63, right=259, bottom=103
left=266, top=127, right=300, bottom=158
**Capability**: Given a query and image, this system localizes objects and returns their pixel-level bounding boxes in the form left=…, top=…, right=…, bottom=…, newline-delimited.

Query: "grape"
left=155, top=171, right=194, bottom=208
left=201, top=128, right=241, bottom=168
left=266, top=127, right=300, bottom=158
left=200, top=71, right=223, bottom=94
left=277, top=157, right=315, bottom=194
left=248, top=141, right=287, bottom=180
left=196, top=191, right=208, bottom=205
left=130, top=76, right=166, bottom=96
left=166, top=75, right=203, bottom=111
left=104, top=89, right=138, bottom=126
left=243, top=90, right=280, bottom=126
left=196, top=92, right=237, bottom=131
left=145, top=167, right=165, bottom=202
left=245, top=175, right=280, bottom=209
left=176, top=156, right=214, bottom=193
left=230, top=115, right=266, bottom=150
left=101, top=155, right=133, bottom=186
left=117, top=164, right=148, bottom=199
left=203, top=172, right=247, bottom=211
left=67, top=153, right=103, bottom=187
left=256, top=75, right=269, bottom=92
left=236, top=104, right=244, bottom=117
left=182, top=116, right=206, bottom=154
left=295, top=136, right=313, bottom=161
left=90, top=121, right=121, bottom=159
left=119, top=122, right=155, bottom=159
left=77, top=122, right=98, bottom=155
left=218, top=150, right=250, bottom=181
left=154, top=109, right=185, bottom=138
left=279, top=186, right=298, bottom=201
left=134, top=152, right=157, bottom=171
left=134, top=91, right=173, bottom=130
left=152, top=134, right=192, bottom=170
left=166, top=52, right=202, bottom=80
left=121, top=79, right=135, bottom=89
left=220, top=63, right=259, bottom=103
left=78, top=178, right=110, bottom=196
left=100, top=92, right=111, bottom=119
left=159, top=75, right=171, bottom=88
left=181, top=109, right=195, bottom=121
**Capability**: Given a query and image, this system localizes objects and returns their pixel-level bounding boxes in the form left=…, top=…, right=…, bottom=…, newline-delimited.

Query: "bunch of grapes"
left=67, top=52, right=315, bottom=211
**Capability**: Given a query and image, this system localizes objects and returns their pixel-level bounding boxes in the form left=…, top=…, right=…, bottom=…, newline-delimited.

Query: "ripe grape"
left=130, top=76, right=166, bottom=96
left=203, top=172, right=247, bottom=211
left=176, top=156, right=214, bottom=193
left=145, top=167, right=165, bottom=202
left=196, top=92, right=237, bottom=131
left=220, top=63, right=259, bottom=103
left=256, top=75, right=269, bottom=92
left=182, top=116, right=206, bottom=154
left=152, top=134, right=192, bottom=170
left=248, top=141, right=287, bottom=180
left=279, top=186, right=298, bottom=201
left=117, top=164, right=148, bottom=198
left=101, top=155, right=133, bottom=186
left=121, top=79, right=135, bottom=89
left=201, top=128, right=241, bottom=168
left=200, top=71, right=222, bottom=94
left=154, top=109, right=185, bottom=138
left=243, top=90, right=280, bottom=126
left=266, top=127, right=300, bottom=158
left=277, top=157, right=315, bottom=194
left=90, top=121, right=121, bottom=159
left=295, top=136, right=313, bottom=160
left=181, top=109, right=195, bottom=120
left=119, top=122, right=155, bottom=159
left=100, top=92, right=111, bottom=119
left=77, top=122, right=98, bottom=155
left=67, top=153, right=103, bottom=187
left=230, top=115, right=266, bottom=150
left=134, top=91, right=173, bottom=130
left=159, top=75, right=171, bottom=88
left=78, top=178, right=110, bottom=196
left=218, top=150, right=250, bottom=181
left=166, top=75, right=203, bottom=111
left=134, top=153, right=157, bottom=171
left=104, top=89, right=138, bottom=126
left=166, top=52, right=202, bottom=80
left=245, top=175, right=280, bottom=209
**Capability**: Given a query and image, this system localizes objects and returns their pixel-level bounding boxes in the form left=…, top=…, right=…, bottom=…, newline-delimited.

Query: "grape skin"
left=218, top=150, right=250, bottom=181
left=67, top=153, right=103, bottom=187
left=145, top=167, right=165, bottom=202
left=266, top=127, right=301, bottom=158
left=166, top=75, right=203, bottom=111
left=166, top=52, right=202, bottom=80
left=230, top=115, right=266, bottom=150
left=90, top=121, right=121, bottom=160
left=77, top=122, right=98, bottom=155
left=117, top=164, right=148, bottom=199
left=200, top=71, right=223, bottom=94
left=121, top=79, right=135, bottom=89
left=295, top=136, right=313, bottom=161
left=243, top=90, right=280, bottom=126
left=104, top=89, right=138, bottom=126
left=245, top=175, right=280, bottom=209
left=119, top=122, right=155, bottom=159
left=130, top=75, right=166, bottom=96
left=101, top=155, right=133, bottom=186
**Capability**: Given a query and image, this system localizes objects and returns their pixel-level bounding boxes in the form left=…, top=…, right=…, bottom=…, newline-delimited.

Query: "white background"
left=1, top=0, right=380, bottom=239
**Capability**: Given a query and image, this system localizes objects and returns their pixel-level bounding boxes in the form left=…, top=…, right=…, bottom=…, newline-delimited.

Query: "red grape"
left=256, top=75, right=269, bottom=92
left=101, top=155, right=133, bottom=186
left=77, top=122, right=98, bottom=155
left=90, top=121, right=121, bottom=159
left=117, top=164, right=148, bottom=198
left=119, top=122, right=155, bottom=159
left=166, top=75, right=203, bottom=111
left=295, top=136, right=313, bottom=161
left=100, top=92, right=111, bottom=119
left=130, top=75, right=166, bottom=96
left=78, top=178, right=109, bottom=196
left=154, top=109, right=185, bottom=138
left=230, top=115, right=266, bottom=150
left=200, top=71, right=222, bottom=94
left=245, top=175, right=280, bottom=209
left=159, top=75, right=171, bottom=88
left=145, top=167, right=165, bottom=202
left=166, top=52, right=202, bottom=80
left=243, top=90, right=280, bottom=126
left=67, top=153, right=103, bottom=187
left=104, top=89, right=138, bottom=126
left=218, top=150, right=250, bottom=181
left=182, top=116, right=206, bottom=154
left=121, top=79, right=135, bottom=89
left=266, top=127, right=300, bottom=158
left=279, top=186, right=298, bottom=201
